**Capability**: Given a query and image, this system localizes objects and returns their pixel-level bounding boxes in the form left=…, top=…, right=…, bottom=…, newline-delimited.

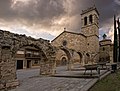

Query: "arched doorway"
left=86, top=53, right=90, bottom=64
left=13, top=44, right=49, bottom=74
left=15, top=45, right=50, bottom=81
left=54, top=49, right=68, bottom=66
left=60, top=48, right=72, bottom=70
left=77, top=52, right=83, bottom=64
left=54, top=47, right=71, bottom=73
left=61, top=57, right=67, bottom=65
left=0, top=30, right=55, bottom=90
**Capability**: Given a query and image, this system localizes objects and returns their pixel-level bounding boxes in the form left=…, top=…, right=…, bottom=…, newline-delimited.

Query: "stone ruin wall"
left=0, top=30, right=56, bottom=90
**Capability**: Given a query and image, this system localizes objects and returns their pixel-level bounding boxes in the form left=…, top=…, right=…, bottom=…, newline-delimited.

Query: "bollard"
left=97, top=67, right=100, bottom=75
left=111, top=63, right=117, bottom=73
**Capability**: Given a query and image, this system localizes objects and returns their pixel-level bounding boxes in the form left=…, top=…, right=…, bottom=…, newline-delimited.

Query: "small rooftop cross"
left=64, top=28, right=66, bottom=31
left=103, top=34, right=107, bottom=39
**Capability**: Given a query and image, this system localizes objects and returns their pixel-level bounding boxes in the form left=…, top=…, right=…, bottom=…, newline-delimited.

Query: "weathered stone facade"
left=99, top=39, right=113, bottom=63
left=0, top=30, right=55, bottom=90
left=51, top=6, right=99, bottom=66
left=55, top=45, right=82, bottom=66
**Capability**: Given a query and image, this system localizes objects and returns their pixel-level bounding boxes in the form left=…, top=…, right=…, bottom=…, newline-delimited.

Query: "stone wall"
left=51, top=30, right=100, bottom=65
left=81, top=25, right=99, bottom=37
left=87, top=36, right=99, bottom=54
left=0, top=30, right=55, bottom=90
left=54, top=48, right=81, bottom=66
left=99, top=39, right=113, bottom=63
left=51, top=31, right=87, bottom=53
left=51, top=31, right=89, bottom=66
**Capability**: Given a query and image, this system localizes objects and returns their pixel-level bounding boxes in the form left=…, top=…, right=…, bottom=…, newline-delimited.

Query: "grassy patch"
left=89, top=70, right=120, bottom=91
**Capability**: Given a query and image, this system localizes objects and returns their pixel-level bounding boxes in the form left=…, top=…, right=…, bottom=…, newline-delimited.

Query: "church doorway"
left=55, top=47, right=72, bottom=74
left=77, top=52, right=83, bottom=64
left=61, top=57, right=67, bottom=65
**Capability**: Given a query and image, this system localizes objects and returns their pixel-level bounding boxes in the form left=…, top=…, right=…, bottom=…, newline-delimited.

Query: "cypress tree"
left=117, top=18, right=120, bottom=62
left=113, top=15, right=118, bottom=62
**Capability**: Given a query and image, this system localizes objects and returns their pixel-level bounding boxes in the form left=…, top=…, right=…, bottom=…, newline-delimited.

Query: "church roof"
left=51, top=31, right=86, bottom=42
left=100, top=39, right=112, bottom=42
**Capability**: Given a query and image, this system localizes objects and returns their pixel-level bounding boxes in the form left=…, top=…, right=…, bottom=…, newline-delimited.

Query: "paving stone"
left=9, top=66, right=109, bottom=91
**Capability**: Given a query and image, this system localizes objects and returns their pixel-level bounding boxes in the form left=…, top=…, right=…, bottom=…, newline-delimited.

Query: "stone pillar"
left=39, top=61, right=46, bottom=75
left=0, top=46, right=19, bottom=90
left=0, top=47, right=3, bottom=89
left=82, top=56, right=84, bottom=66
left=67, top=60, right=70, bottom=70
left=67, top=59, right=73, bottom=71
left=40, top=59, right=53, bottom=75
left=23, top=60, right=26, bottom=69
left=67, top=51, right=74, bottom=71
left=82, top=54, right=85, bottom=66
left=51, top=59, right=56, bottom=75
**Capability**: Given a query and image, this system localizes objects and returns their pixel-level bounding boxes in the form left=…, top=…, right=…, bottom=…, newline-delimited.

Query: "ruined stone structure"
left=0, top=30, right=55, bottom=89
left=51, top=6, right=99, bottom=66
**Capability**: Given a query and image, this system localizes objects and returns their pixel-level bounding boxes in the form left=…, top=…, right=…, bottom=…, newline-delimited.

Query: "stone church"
left=51, top=6, right=101, bottom=66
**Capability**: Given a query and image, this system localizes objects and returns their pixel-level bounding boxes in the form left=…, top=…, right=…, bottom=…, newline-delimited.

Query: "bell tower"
left=81, top=6, right=99, bottom=57
left=81, top=6, right=99, bottom=37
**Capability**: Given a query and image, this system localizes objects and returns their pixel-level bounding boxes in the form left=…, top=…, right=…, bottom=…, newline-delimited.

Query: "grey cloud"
left=0, top=0, right=15, bottom=20
left=13, top=0, right=64, bottom=19
left=0, top=0, right=119, bottom=34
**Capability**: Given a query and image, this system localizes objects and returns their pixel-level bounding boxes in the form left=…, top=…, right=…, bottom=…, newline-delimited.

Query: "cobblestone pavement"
left=10, top=76, right=94, bottom=91
left=16, top=68, right=40, bottom=81
left=9, top=66, right=107, bottom=91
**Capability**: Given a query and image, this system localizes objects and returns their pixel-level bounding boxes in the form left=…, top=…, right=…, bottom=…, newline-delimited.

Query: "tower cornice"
left=81, top=6, right=99, bottom=16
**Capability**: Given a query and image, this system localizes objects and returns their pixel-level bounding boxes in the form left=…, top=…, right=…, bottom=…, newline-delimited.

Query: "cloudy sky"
left=0, top=0, right=120, bottom=41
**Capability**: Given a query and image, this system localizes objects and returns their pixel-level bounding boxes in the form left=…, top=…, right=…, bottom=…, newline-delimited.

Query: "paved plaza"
left=9, top=65, right=109, bottom=91
left=10, top=75, right=95, bottom=91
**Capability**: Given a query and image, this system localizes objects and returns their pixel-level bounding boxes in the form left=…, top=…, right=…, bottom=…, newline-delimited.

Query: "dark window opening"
left=84, top=17, right=87, bottom=25
left=86, top=53, right=90, bottom=57
left=63, top=40, right=67, bottom=46
left=89, top=15, right=93, bottom=24
left=103, top=47, right=105, bottom=51
left=34, top=60, right=39, bottom=64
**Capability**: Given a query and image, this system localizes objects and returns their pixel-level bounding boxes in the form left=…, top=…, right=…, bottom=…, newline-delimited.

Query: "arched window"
left=86, top=53, right=90, bottom=57
left=89, top=15, right=93, bottom=24
left=84, top=17, right=87, bottom=25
